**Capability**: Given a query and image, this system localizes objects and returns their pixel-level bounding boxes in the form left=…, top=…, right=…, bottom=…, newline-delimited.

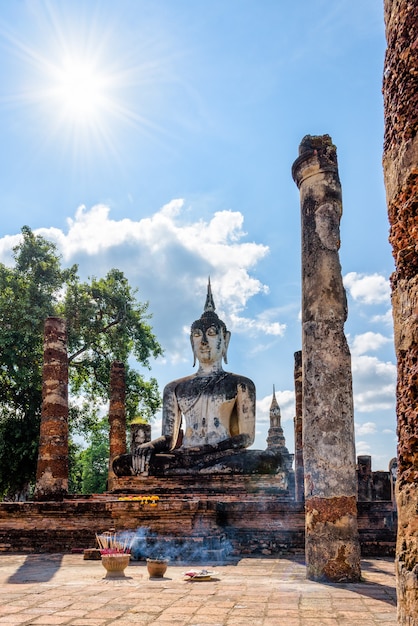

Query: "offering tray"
left=184, top=569, right=215, bottom=581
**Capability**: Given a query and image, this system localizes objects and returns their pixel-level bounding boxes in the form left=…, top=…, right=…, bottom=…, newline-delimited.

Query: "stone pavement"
left=0, top=554, right=397, bottom=625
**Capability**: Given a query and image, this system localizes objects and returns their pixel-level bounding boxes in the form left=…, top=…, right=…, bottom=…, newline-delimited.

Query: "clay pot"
left=146, top=558, right=168, bottom=578
left=101, top=553, right=130, bottom=577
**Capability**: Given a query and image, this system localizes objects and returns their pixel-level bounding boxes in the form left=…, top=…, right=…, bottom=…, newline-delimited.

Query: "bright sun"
left=4, top=7, right=164, bottom=156
left=52, top=56, right=108, bottom=123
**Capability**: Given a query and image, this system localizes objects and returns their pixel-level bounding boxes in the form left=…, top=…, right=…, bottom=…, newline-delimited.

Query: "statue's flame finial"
left=190, top=278, right=230, bottom=366
left=204, top=277, right=216, bottom=313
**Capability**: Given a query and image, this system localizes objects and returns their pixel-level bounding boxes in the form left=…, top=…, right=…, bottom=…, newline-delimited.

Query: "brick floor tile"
left=0, top=608, right=24, bottom=616
left=71, top=617, right=107, bottom=626
left=25, top=616, right=73, bottom=625
left=0, top=616, right=40, bottom=625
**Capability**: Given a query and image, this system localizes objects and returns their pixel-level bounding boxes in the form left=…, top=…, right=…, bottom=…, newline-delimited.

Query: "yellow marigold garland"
left=118, top=495, right=160, bottom=507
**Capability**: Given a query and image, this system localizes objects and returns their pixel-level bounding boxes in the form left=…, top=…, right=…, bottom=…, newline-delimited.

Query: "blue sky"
left=0, top=1, right=396, bottom=471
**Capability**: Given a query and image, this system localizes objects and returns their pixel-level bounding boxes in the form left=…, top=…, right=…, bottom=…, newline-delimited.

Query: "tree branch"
left=68, top=317, right=122, bottom=364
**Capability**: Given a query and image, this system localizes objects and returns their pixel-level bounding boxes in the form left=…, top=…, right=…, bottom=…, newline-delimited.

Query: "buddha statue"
left=112, top=280, right=282, bottom=476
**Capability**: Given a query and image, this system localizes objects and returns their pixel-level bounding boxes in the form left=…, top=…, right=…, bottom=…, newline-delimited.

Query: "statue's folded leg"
left=112, top=453, right=135, bottom=477
left=113, top=447, right=283, bottom=477
left=149, top=448, right=282, bottom=476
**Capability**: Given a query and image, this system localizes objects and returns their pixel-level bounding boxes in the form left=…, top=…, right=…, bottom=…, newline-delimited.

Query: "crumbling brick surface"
left=388, top=170, right=418, bottom=282
left=109, top=362, right=127, bottom=457
left=0, top=497, right=395, bottom=556
left=34, top=318, right=68, bottom=500
left=383, top=0, right=418, bottom=154
left=383, top=1, right=418, bottom=623
left=305, top=495, right=357, bottom=527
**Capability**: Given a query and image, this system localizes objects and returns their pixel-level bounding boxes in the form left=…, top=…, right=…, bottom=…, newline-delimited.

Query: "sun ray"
left=0, top=4, right=176, bottom=167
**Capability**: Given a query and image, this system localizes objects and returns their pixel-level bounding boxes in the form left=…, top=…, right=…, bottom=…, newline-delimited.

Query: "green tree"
left=0, top=226, right=162, bottom=499
left=77, top=419, right=110, bottom=494
left=62, top=267, right=162, bottom=426
left=68, top=439, right=84, bottom=494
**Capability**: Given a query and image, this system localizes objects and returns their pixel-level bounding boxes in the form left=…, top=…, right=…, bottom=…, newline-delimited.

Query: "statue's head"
left=190, top=279, right=231, bottom=367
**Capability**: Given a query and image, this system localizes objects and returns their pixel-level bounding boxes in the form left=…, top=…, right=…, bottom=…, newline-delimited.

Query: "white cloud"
left=354, top=385, right=396, bottom=413
left=352, top=354, right=396, bottom=413
left=37, top=204, right=142, bottom=257
left=355, top=421, right=377, bottom=436
left=160, top=199, right=184, bottom=219
left=350, top=331, right=392, bottom=356
left=229, top=312, right=286, bottom=337
left=0, top=233, right=22, bottom=266
left=42, top=203, right=269, bottom=300
left=256, top=389, right=295, bottom=425
left=371, top=309, right=394, bottom=326
left=356, top=440, right=372, bottom=455
left=344, top=271, right=391, bottom=305
left=0, top=202, right=280, bottom=359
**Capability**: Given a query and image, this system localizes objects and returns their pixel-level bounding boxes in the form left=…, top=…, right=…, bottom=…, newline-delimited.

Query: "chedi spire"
left=266, top=385, right=286, bottom=449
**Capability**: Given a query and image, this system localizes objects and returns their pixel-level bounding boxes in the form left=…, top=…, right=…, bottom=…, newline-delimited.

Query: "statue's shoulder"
left=225, top=371, right=255, bottom=392
left=163, top=375, right=195, bottom=394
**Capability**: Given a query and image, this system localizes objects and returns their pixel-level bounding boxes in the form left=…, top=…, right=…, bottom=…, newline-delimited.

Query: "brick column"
left=34, top=317, right=68, bottom=501
left=292, top=135, right=361, bottom=582
left=107, top=361, right=127, bottom=490
left=382, top=1, right=418, bottom=622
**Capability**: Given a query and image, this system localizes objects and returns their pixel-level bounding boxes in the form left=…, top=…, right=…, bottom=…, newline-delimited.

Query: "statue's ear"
left=223, top=331, right=231, bottom=364
left=190, top=335, right=196, bottom=367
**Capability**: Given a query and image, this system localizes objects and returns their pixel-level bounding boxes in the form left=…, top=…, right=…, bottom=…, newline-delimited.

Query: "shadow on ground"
left=7, top=553, right=64, bottom=583
left=319, top=558, right=397, bottom=606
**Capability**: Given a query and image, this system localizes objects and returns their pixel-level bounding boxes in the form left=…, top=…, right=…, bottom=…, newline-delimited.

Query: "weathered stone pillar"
left=293, top=350, right=304, bottom=502
left=292, top=135, right=361, bottom=582
left=382, top=1, right=418, bottom=622
left=34, top=317, right=68, bottom=501
left=107, top=361, right=127, bottom=490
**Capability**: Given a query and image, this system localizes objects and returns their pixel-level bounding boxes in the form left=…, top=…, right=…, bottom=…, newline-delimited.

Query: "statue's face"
left=191, top=323, right=225, bottom=364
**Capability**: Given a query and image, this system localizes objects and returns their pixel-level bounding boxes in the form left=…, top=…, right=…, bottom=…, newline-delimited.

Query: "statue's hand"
left=132, top=444, right=154, bottom=475
left=137, top=441, right=155, bottom=452
left=131, top=436, right=171, bottom=475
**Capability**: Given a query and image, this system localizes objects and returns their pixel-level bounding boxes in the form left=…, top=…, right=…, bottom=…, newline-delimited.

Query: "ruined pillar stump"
left=130, top=422, right=151, bottom=454
left=292, top=135, right=361, bottom=582
left=382, top=1, right=418, bottom=622
left=107, top=361, right=127, bottom=490
left=34, top=317, right=68, bottom=501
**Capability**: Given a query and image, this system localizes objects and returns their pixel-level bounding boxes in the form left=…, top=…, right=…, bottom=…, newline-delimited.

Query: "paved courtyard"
left=0, top=554, right=397, bottom=625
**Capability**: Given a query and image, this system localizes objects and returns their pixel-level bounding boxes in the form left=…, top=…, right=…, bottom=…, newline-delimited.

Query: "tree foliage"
left=75, top=419, right=110, bottom=495
left=0, top=227, right=163, bottom=499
